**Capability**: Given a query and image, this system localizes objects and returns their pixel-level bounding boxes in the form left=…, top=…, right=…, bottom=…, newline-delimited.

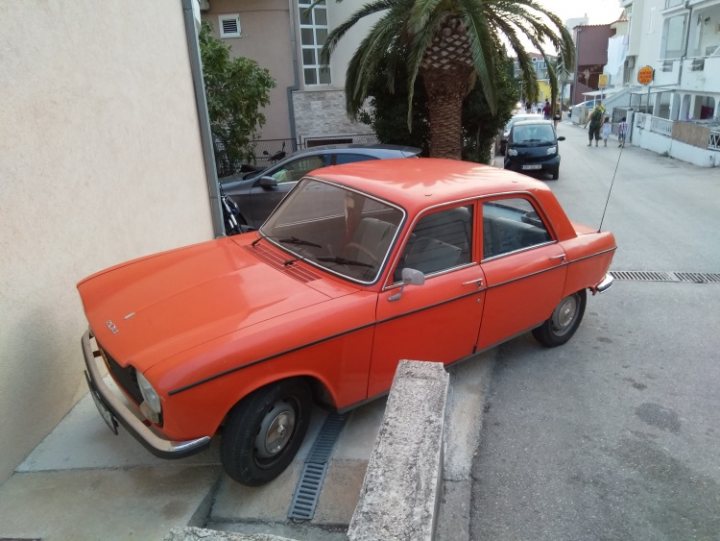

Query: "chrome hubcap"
left=552, top=295, right=578, bottom=336
left=255, top=400, right=296, bottom=459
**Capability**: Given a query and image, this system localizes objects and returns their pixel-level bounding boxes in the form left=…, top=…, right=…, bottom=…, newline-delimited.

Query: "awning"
left=582, top=87, right=624, bottom=97
left=630, top=85, right=678, bottom=95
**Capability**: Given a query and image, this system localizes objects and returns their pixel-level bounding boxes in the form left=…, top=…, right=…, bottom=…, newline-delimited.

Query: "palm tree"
left=323, top=0, right=574, bottom=159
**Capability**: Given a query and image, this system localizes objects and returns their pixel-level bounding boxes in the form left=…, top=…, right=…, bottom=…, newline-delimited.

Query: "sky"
left=537, top=0, right=624, bottom=26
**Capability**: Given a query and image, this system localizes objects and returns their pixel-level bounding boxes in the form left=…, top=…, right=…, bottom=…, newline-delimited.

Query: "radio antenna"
left=598, top=144, right=624, bottom=232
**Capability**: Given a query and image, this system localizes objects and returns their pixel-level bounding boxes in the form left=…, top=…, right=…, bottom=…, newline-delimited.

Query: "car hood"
left=78, top=238, right=343, bottom=372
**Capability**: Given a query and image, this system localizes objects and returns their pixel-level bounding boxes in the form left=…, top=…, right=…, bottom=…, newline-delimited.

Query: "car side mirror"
left=388, top=268, right=425, bottom=302
left=401, top=267, right=425, bottom=286
left=557, top=136, right=566, bottom=141
left=258, top=176, right=278, bottom=189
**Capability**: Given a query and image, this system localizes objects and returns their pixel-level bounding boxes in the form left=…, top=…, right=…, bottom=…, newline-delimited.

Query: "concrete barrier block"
left=164, top=526, right=297, bottom=541
left=347, top=360, right=450, bottom=541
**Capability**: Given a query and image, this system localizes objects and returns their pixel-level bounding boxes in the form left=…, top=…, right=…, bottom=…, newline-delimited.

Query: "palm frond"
left=404, top=10, right=444, bottom=127
left=322, top=0, right=397, bottom=60
left=458, top=0, right=497, bottom=114
left=345, top=14, right=406, bottom=116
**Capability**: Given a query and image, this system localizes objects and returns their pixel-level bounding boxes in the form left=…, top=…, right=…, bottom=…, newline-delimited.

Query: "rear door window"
left=482, top=198, right=552, bottom=260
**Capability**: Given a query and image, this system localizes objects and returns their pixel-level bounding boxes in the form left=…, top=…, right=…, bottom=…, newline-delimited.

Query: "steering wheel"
left=344, top=242, right=380, bottom=265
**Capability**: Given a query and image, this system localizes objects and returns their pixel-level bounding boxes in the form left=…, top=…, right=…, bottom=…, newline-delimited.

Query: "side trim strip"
left=170, top=247, right=617, bottom=396
left=169, top=289, right=482, bottom=396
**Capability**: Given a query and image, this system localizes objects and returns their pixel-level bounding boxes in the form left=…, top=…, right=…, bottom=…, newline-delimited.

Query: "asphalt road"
left=473, top=123, right=720, bottom=540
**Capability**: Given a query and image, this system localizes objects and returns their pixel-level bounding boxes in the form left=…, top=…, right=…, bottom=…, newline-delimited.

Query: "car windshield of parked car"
left=260, top=179, right=404, bottom=283
left=511, top=124, right=556, bottom=145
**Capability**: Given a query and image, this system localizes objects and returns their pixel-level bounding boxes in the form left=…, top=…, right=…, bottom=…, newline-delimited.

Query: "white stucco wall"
left=326, top=2, right=382, bottom=89
left=632, top=114, right=720, bottom=166
left=0, top=0, right=214, bottom=483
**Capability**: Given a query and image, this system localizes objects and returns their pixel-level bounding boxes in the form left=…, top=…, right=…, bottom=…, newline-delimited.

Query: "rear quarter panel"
left=562, top=231, right=617, bottom=295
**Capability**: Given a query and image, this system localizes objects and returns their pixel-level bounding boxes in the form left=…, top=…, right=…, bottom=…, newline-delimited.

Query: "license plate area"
left=522, top=164, right=542, bottom=170
left=85, top=371, right=118, bottom=435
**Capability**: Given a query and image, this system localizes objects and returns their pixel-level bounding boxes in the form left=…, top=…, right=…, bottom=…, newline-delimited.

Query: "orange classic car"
left=79, top=158, right=615, bottom=485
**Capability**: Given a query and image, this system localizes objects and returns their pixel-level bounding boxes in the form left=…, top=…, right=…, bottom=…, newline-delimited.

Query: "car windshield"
left=260, top=179, right=404, bottom=283
left=511, top=124, right=556, bottom=144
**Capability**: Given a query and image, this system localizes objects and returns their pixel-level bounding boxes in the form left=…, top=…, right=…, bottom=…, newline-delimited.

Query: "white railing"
left=709, top=131, right=720, bottom=151
left=650, top=116, right=673, bottom=136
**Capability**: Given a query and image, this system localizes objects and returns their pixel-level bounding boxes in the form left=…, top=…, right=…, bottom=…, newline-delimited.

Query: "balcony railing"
left=651, top=116, right=674, bottom=136
left=665, top=0, right=683, bottom=8
left=709, top=131, right=720, bottom=151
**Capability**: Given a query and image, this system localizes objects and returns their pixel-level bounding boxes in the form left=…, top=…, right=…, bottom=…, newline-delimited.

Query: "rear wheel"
left=532, top=290, right=586, bottom=347
left=221, top=379, right=312, bottom=486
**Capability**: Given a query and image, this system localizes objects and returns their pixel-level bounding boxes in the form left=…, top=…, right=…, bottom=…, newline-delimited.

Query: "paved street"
left=473, top=122, right=720, bottom=540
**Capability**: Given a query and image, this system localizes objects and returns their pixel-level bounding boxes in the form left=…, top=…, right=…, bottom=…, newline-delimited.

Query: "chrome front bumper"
left=81, top=330, right=211, bottom=458
left=593, top=273, right=614, bottom=294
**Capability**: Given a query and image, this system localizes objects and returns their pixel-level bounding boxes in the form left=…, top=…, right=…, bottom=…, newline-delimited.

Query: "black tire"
left=532, top=290, right=586, bottom=347
left=221, top=379, right=312, bottom=486
left=551, top=168, right=559, bottom=180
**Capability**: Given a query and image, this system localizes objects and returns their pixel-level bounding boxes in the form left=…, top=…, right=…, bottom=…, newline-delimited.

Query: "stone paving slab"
left=211, top=464, right=302, bottom=522
left=17, top=393, right=221, bottom=472
left=313, top=459, right=368, bottom=525
left=0, top=466, right=220, bottom=541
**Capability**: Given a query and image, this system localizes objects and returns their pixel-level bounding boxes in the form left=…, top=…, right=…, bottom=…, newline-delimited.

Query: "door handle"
left=549, top=254, right=566, bottom=262
left=462, top=278, right=484, bottom=287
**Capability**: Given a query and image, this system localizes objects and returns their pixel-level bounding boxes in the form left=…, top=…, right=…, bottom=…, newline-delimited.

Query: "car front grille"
left=98, top=343, right=143, bottom=405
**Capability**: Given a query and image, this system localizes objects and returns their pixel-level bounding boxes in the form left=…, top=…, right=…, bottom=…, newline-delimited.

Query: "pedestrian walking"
left=553, top=101, right=562, bottom=128
left=543, top=99, right=552, bottom=120
left=601, top=117, right=611, bottom=147
left=585, top=103, right=604, bottom=147
left=618, top=117, right=628, bottom=147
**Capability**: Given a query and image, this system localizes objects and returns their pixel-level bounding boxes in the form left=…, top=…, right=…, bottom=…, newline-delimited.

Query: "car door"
left=370, top=204, right=485, bottom=397
left=248, top=153, right=331, bottom=225
left=477, top=196, right=567, bottom=349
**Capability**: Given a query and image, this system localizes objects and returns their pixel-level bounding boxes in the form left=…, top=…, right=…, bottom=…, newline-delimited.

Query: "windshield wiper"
left=277, top=236, right=322, bottom=248
left=317, top=256, right=374, bottom=268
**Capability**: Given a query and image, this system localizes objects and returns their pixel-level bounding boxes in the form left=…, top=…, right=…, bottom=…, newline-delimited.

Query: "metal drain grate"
left=287, top=412, right=347, bottom=521
left=674, top=272, right=720, bottom=284
left=609, top=271, right=676, bottom=282
left=609, top=271, right=720, bottom=284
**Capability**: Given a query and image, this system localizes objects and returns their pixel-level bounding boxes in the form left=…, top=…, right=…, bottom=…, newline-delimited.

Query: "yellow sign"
left=637, top=65, right=654, bottom=85
left=598, top=74, right=608, bottom=89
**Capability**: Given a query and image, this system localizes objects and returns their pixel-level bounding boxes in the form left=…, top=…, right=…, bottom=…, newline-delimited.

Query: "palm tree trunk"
left=422, top=66, right=470, bottom=159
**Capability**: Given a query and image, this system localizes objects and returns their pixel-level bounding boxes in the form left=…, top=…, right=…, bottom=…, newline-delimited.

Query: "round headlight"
left=508, top=148, right=519, bottom=156
left=136, top=372, right=162, bottom=422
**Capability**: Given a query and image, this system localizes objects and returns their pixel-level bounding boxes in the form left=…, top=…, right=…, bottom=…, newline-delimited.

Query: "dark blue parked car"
left=220, top=144, right=421, bottom=231
left=503, top=120, right=565, bottom=181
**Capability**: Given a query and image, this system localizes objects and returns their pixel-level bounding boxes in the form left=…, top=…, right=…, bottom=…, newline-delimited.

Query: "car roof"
left=511, top=113, right=542, bottom=119
left=300, top=143, right=420, bottom=154
left=511, top=119, right=555, bottom=128
left=309, top=158, right=554, bottom=215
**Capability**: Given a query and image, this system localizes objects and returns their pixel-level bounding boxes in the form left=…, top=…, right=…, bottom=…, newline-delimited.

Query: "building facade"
left=201, top=0, right=376, bottom=156
left=572, top=24, right=616, bottom=104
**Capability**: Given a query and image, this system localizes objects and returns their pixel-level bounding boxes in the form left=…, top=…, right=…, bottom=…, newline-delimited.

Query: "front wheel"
left=221, top=379, right=312, bottom=486
left=532, top=290, right=586, bottom=347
